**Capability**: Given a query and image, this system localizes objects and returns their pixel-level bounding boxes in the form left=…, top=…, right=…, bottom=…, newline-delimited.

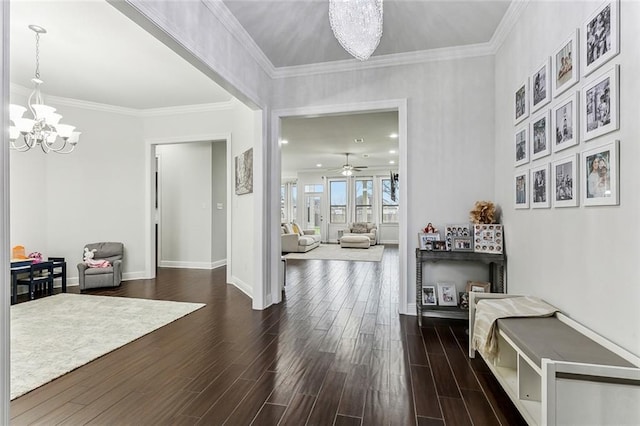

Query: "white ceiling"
left=9, top=0, right=511, bottom=176
left=10, top=0, right=232, bottom=109
left=222, top=0, right=511, bottom=67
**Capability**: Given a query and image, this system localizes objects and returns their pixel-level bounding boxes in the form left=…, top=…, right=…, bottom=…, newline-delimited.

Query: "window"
left=305, top=184, right=323, bottom=193
left=291, top=183, right=297, bottom=222
left=280, top=185, right=286, bottom=221
left=355, top=179, right=373, bottom=222
left=330, top=180, right=347, bottom=223
left=382, top=179, right=399, bottom=223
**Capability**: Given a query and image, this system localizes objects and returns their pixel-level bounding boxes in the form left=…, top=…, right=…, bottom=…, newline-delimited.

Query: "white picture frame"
left=581, top=64, right=619, bottom=142
left=515, top=126, right=529, bottom=167
left=422, top=285, right=437, bottom=306
left=530, top=110, right=551, bottom=161
left=552, top=29, right=580, bottom=97
left=473, top=224, right=503, bottom=254
left=515, top=170, right=529, bottom=209
left=514, top=78, right=529, bottom=125
left=531, top=163, right=550, bottom=209
left=581, top=0, right=619, bottom=77
left=552, top=91, right=579, bottom=153
left=552, top=154, right=579, bottom=208
left=444, top=224, right=471, bottom=251
left=437, top=283, right=458, bottom=307
left=582, top=140, right=619, bottom=206
left=531, top=58, right=551, bottom=113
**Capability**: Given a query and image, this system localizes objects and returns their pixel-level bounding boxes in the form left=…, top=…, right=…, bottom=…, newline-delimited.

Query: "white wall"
left=494, top=1, right=640, bottom=355
left=10, top=93, right=146, bottom=279
left=156, top=142, right=216, bottom=268
left=273, top=57, right=496, bottom=309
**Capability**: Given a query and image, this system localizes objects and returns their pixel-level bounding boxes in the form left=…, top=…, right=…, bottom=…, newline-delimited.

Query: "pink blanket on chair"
left=86, top=259, right=111, bottom=268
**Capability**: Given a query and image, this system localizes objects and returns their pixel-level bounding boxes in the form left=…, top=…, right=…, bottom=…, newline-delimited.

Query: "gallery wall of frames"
left=513, top=0, right=620, bottom=210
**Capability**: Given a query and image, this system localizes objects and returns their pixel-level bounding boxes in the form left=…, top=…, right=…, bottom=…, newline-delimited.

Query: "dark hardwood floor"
left=11, top=246, right=525, bottom=425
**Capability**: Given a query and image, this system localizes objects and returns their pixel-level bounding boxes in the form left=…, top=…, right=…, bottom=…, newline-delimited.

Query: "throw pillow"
left=352, top=223, right=368, bottom=233
left=283, top=223, right=294, bottom=234
left=291, top=223, right=303, bottom=236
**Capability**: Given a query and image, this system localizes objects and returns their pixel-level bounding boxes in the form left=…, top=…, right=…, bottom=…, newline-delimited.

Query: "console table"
left=415, top=249, right=506, bottom=325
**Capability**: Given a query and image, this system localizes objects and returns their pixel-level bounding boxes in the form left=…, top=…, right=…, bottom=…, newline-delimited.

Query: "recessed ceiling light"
left=389, top=133, right=398, bottom=139
left=280, top=139, right=288, bottom=144
left=389, top=160, right=395, bottom=164
left=316, top=163, right=322, bottom=167
left=389, top=150, right=396, bottom=154
left=362, top=154, right=370, bottom=158
left=354, top=138, right=364, bottom=144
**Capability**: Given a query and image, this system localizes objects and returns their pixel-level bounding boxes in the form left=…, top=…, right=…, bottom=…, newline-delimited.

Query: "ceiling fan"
left=330, top=153, right=368, bottom=176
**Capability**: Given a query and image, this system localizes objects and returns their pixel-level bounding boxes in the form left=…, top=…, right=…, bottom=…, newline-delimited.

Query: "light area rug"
left=284, top=244, right=384, bottom=262
left=10, top=293, right=205, bottom=400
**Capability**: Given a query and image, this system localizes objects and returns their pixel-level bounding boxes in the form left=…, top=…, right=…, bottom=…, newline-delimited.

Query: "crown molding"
left=272, top=42, right=495, bottom=79
left=488, top=0, right=530, bottom=54
left=10, top=83, right=236, bottom=116
left=201, top=0, right=276, bottom=77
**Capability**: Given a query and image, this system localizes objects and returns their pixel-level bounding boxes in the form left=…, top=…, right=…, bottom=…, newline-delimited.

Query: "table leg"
left=416, top=257, right=422, bottom=327
left=61, top=262, right=67, bottom=293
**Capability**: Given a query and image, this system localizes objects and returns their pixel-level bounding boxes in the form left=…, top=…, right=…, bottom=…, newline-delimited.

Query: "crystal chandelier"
left=329, top=0, right=383, bottom=61
left=9, top=25, right=80, bottom=154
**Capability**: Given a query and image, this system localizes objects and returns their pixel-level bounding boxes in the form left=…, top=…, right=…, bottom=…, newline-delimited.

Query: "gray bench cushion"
left=497, top=317, right=635, bottom=369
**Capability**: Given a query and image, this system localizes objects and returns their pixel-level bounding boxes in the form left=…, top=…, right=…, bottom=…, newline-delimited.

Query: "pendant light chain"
left=34, top=31, right=40, bottom=80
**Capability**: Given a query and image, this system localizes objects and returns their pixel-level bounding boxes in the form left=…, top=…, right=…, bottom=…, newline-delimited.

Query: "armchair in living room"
left=281, top=223, right=321, bottom=253
left=344, top=222, right=377, bottom=245
left=77, top=242, right=124, bottom=290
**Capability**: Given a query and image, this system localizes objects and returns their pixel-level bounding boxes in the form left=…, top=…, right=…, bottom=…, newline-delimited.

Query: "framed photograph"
left=432, top=241, right=448, bottom=251
left=531, top=58, right=551, bottom=113
left=473, top=224, right=503, bottom=254
left=445, top=224, right=470, bottom=251
left=235, top=148, right=253, bottom=195
left=552, top=92, right=579, bottom=153
left=552, top=154, right=579, bottom=208
left=451, top=236, right=473, bottom=252
left=531, top=163, right=551, bottom=209
left=437, top=283, right=458, bottom=307
left=582, top=64, right=619, bottom=142
left=530, top=110, right=551, bottom=161
left=418, top=232, right=440, bottom=250
left=466, top=281, right=491, bottom=293
left=582, top=139, right=619, bottom=206
left=581, top=0, right=619, bottom=77
left=514, top=126, right=529, bottom=167
left=514, top=170, right=529, bottom=209
left=514, top=78, right=529, bottom=125
left=552, top=30, right=580, bottom=97
left=459, top=292, right=470, bottom=310
left=422, top=285, right=437, bottom=306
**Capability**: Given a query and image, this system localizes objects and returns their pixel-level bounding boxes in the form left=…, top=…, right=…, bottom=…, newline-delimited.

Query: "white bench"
left=469, top=293, right=640, bottom=426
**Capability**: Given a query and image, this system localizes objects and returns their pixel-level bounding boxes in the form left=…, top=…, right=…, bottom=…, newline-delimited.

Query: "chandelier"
left=329, top=0, right=383, bottom=61
left=9, top=25, right=80, bottom=154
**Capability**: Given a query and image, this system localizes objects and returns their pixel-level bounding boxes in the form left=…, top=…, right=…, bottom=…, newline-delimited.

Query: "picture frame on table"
left=515, top=170, right=529, bottom=209
left=437, top=283, right=458, bottom=307
left=422, top=285, right=437, bottom=306
left=552, top=30, right=580, bottom=97
left=451, top=236, right=474, bottom=252
left=432, top=241, right=448, bottom=251
left=515, top=126, right=529, bottom=167
left=552, top=154, right=579, bottom=208
left=466, top=281, right=491, bottom=293
left=418, top=232, right=440, bottom=250
left=581, top=0, right=619, bottom=77
left=581, top=64, right=619, bottom=142
left=582, top=139, right=619, bottom=206
left=514, top=79, right=529, bottom=125
left=530, top=110, right=551, bottom=161
left=459, top=292, right=470, bottom=310
left=445, top=224, right=470, bottom=251
left=531, top=58, right=552, bottom=113
left=531, top=163, right=551, bottom=209
left=473, top=224, right=503, bottom=254
left=552, top=92, right=579, bottom=153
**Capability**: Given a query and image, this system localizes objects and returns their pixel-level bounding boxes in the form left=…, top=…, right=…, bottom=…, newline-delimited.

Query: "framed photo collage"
left=513, top=0, right=620, bottom=209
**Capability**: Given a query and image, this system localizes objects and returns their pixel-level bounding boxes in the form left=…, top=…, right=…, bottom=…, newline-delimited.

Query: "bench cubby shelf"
left=469, top=293, right=640, bottom=425
left=415, top=249, right=506, bottom=325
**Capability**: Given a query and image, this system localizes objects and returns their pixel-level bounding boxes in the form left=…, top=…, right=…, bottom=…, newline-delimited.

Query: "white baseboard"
left=379, top=240, right=399, bottom=244
left=229, top=275, right=252, bottom=298
left=158, top=260, right=226, bottom=269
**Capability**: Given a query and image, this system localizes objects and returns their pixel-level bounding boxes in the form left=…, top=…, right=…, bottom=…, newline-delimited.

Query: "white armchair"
left=344, top=222, right=377, bottom=245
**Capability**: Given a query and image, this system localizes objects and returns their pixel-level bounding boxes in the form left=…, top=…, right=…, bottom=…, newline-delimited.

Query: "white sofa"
left=343, top=222, right=377, bottom=245
left=281, top=223, right=321, bottom=253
